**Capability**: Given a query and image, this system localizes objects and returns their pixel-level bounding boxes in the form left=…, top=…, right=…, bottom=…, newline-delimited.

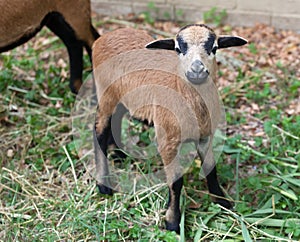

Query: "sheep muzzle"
left=185, top=60, right=209, bottom=85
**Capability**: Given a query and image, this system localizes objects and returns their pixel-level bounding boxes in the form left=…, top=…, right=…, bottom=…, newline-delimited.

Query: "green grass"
left=1, top=22, right=300, bottom=241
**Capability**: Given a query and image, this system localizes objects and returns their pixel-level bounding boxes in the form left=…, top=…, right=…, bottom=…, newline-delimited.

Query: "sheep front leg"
left=197, top=137, right=232, bottom=208
left=166, top=176, right=183, bottom=233
left=157, top=132, right=182, bottom=233
left=94, top=108, right=113, bottom=195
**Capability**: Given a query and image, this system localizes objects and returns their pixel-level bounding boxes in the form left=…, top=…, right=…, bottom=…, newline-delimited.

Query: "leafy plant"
left=203, top=7, right=227, bottom=27
left=248, top=43, right=258, bottom=54
left=140, top=1, right=173, bottom=24
left=1, top=17, right=300, bottom=242
left=140, top=2, right=159, bottom=25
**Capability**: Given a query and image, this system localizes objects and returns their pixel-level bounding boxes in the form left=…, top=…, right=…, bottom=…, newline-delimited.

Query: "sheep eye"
left=176, top=36, right=188, bottom=55
left=211, top=46, right=218, bottom=55
left=175, top=47, right=181, bottom=54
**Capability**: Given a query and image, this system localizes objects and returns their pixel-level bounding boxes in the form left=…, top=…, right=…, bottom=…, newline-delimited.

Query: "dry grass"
left=0, top=15, right=299, bottom=241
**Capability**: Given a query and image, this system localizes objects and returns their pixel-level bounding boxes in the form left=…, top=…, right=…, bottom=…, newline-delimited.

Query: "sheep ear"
left=145, top=38, right=175, bottom=50
left=217, top=36, right=248, bottom=49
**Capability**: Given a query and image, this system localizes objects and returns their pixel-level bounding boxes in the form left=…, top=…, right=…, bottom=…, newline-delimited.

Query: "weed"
left=248, top=43, right=258, bottom=54
left=1, top=18, right=299, bottom=241
left=141, top=2, right=159, bottom=25
left=203, top=7, right=227, bottom=27
left=175, top=9, right=184, bottom=19
left=140, top=1, right=173, bottom=24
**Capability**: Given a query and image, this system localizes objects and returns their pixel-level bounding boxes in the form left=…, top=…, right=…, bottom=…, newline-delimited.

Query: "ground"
left=0, top=13, right=299, bottom=241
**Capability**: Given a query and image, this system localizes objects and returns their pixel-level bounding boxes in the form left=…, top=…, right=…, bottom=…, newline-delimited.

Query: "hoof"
left=97, top=184, right=113, bottom=195
left=215, top=198, right=233, bottom=209
left=110, top=149, right=127, bottom=161
left=166, top=221, right=180, bottom=234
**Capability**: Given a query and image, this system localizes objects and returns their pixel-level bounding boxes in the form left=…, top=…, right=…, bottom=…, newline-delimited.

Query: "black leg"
left=94, top=117, right=113, bottom=195
left=45, top=12, right=83, bottom=94
left=108, top=104, right=128, bottom=161
left=197, top=137, right=232, bottom=209
left=206, top=166, right=232, bottom=208
left=166, top=177, right=183, bottom=233
left=83, top=25, right=100, bottom=101
left=84, top=25, right=100, bottom=60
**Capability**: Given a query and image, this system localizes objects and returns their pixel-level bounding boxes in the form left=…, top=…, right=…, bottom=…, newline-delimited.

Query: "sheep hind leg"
left=94, top=109, right=113, bottom=195
left=45, top=12, right=83, bottom=94
left=84, top=26, right=100, bottom=102
left=197, top=137, right=232, bottom=209
left=108, top=104, right=128, bottom=161
left=84, top=25, right=100, bottom=61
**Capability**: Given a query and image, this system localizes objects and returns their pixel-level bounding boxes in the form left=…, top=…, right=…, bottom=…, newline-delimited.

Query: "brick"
left=91, top=1, right=133, bottom=16
left=225, top=10, right=271, bottom=27
left=91, top=0, right=300, bottom=31
left=174, top=6, right=204, bottom=22
left=132, top=2, right=174, bottom=20
left=236, top=0, right=272, bottom=12
left=168, top=0, right=218, bottom=9
left=130, top=0, right=167, bottom=3
left=216, top=0, right=237, bottom=9
left=272, top=14, right=300, bottom=31
left=170, top=0, right=236, bottom=9
left=93, top=0, right=166, bottom=3
left=271, top=0, right=300, bottom=15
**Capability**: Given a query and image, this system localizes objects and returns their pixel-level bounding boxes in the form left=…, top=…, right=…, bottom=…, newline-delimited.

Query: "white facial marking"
left=175, top=25, right=217, bottom=84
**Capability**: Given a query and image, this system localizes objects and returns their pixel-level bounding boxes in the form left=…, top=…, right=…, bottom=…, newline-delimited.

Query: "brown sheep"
left=0, top=0, right=99, bottom=93
left=92, top=25, right=247, bottom=233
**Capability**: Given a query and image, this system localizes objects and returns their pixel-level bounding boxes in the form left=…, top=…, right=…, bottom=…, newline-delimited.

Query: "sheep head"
left=146, top=24, right=247, bottom=85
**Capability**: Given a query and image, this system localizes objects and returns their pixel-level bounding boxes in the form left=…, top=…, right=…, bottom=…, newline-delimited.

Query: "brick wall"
left=91, top=0, right=300, bottom=31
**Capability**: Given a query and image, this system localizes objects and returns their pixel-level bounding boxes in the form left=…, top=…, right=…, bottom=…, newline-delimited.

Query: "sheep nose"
left=191, top=60, right=204, bottom=73
left=186, top=60, right=209, bottom=85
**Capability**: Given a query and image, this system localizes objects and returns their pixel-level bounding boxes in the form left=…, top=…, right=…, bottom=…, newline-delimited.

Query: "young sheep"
left=0, top=0, right=99, bottom=94
left=92, top=25, right=247, bottom=233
